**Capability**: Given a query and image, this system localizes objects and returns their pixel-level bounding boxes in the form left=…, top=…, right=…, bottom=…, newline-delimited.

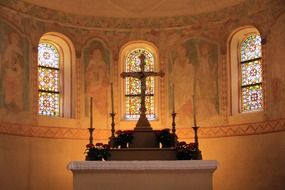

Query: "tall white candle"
left=111, top=83, right=114, bottom=113
left=192, top=95, right=197, bottom=127
left=90, top=97, right=93, bottom=129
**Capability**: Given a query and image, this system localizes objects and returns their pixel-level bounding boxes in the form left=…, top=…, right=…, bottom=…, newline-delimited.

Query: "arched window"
left=120, top=42, right=159, bottom=120
left=229, top=27, right=263, bottom=115
left=38, top=42, right=61, bottom=116
left=38, top=33, right=75, bottom=118
left=240, top=34, right=263, bottom=112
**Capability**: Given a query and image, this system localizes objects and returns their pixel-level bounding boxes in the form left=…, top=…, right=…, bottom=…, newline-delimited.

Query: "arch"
left=38, top=32, right=76, bottom=118
left=119, top=40, right=160, bottom=120
left=228, top=26, right=263, bottom=115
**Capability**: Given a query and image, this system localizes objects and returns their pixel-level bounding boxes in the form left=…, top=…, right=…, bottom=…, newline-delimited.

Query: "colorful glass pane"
left=125, top=48, right=155, bottom=119
left=241, top=34, right=261, bottom=62
left=38, top=42, right=61, bottom=117
left=241, top=85, right=263, bottom=112
left=146, top=77, right=154, bottom=94
left=145, top=96, right=155, bottom=119
left=126, top=48, right=154, bottom=72
left=125, top=96, right=155, bottom=119
left=126, top=78, right=141, bottom=95
left=39, top=92, right=60, bottom=116
left=125, top=96, right=141, bottom=119
left=38, top=43, right=60, bottom=68
left=241, top=60, right=262, bottom=86
left=38, top=67, right=59, bottom=92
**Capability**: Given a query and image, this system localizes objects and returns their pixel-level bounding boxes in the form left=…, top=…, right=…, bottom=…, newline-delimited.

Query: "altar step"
left=108, top=148, right=177, bottom=161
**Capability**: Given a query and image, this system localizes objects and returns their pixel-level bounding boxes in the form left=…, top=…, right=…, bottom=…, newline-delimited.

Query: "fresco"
left=0, top=20, right=30, bottom=112
left=268, top=13, right=285, bottom=118
left=169, top=38, right=219, bottom=126
left=83, top=40, right=111, bottom=128
left=1, top=0, right=283, bottom=30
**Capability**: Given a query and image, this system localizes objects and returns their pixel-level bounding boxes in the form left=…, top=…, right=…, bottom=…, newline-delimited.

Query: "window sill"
left=228, top=111, right=265, bottom=125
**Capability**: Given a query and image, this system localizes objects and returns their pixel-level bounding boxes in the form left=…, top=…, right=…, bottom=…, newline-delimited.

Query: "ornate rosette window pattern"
left=38, top=42, right=60, bottom=116
left=125, top=48, right=155, bottom=119
left=240, top=34, right=263, bottom=112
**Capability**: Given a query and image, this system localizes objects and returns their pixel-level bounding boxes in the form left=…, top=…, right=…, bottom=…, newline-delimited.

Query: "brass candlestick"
left=89, top=97, right=94, bottom=145
left=88, top=127, right=95, bottom=145
left=171, top=112, right=177, bottom=147
left=109, top=112, right=116, bottom=148
left=192, top=126, right=202, bottom=160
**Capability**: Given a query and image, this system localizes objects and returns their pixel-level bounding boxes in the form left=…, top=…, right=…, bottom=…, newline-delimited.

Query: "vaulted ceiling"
left=23, top=0, right=245, bottom=18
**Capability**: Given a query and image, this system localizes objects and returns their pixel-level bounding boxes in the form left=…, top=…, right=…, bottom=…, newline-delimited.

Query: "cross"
left=121, top=54, right=164, bottom=131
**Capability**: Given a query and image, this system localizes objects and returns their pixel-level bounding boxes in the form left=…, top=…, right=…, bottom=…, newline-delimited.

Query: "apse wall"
left=1, top=132, right=284, bottom=190
left=0, top=0, right=285, bottom=190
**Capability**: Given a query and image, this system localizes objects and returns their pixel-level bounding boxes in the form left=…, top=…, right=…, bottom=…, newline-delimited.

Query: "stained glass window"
left=124, top=48, right=155, bottom=119
left=240, top=34, right=263, bottom=112
left=38, top=42, right=60, bottom=116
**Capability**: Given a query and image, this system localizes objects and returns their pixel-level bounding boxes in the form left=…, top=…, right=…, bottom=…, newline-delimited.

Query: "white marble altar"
left=67, top=160, right=218, bottom=190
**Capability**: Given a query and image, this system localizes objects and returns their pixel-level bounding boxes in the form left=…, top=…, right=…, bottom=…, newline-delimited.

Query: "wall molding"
left=0, top=118, right=284, bottom=140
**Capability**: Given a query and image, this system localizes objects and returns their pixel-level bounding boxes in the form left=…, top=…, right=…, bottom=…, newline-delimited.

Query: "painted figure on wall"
left=170, top=44, right=195, bottom=115
left=0, top=19, right=29, bottom=113
left=267, top=13, right=285, bottom=117
left=2, top=32, right=24, bottom=110
left=86, top=48, right=109, bottom=97
left=84, top=41, right=110, bottom=128
left=169, top=38, right=219, bottom=126
left=195, top=42, right=218, bottom=117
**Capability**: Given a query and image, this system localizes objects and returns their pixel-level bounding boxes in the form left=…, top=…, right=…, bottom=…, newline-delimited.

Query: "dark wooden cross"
left=120, top=54, right=164, bottom=131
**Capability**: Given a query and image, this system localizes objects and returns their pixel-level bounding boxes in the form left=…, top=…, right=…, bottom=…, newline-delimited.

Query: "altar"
left=67, top=53, right=218, bottom=190
left=67, top=160, right=218, bottom=190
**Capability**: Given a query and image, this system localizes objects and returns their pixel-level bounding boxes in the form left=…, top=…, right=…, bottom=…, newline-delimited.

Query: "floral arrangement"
left=175, top=141, right=196, bottom=160
left=114, top=130, right=134, bottom=148
left=155, top=128, right=176, bottom=148
left=85, top=143, right=110, bottom=161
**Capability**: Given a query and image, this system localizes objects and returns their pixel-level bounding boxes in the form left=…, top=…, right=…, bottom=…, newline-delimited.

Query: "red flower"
left=177, top=141, right=187, bottom=146
left=103, top=144, right=110, bottom=149
left=86, top=143, right=94, bottom=148
left=124, top=130, right=133, bottom=135
left=95, top=143, right=103, bottom=147
left=187, top=143, right=195, bottom=150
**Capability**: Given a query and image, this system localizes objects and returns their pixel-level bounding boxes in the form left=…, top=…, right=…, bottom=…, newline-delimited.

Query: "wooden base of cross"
left=135, top=107, right=152, bottom=131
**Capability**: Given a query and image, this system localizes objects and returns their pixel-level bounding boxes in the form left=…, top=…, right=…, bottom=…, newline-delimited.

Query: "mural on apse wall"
left=169, top=38, right=219, bottom=126
left=84, top=40, right=111, bottom=128
left=268, top=13, right=285, bottom=117
left=0, top=20, right=30, bottom=112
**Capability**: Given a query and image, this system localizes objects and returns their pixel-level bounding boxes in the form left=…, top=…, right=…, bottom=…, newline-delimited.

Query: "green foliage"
left=175, top=141, right=196, bottom=160
left=85, top=143, right=110, bottom=161
left=114, top=130, right=134, bottom=148
left=155, top=128, right=176, bottom=148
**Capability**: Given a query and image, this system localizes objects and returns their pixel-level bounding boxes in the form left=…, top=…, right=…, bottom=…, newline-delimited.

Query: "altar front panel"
left=68, top=160, right=218, bottom=190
